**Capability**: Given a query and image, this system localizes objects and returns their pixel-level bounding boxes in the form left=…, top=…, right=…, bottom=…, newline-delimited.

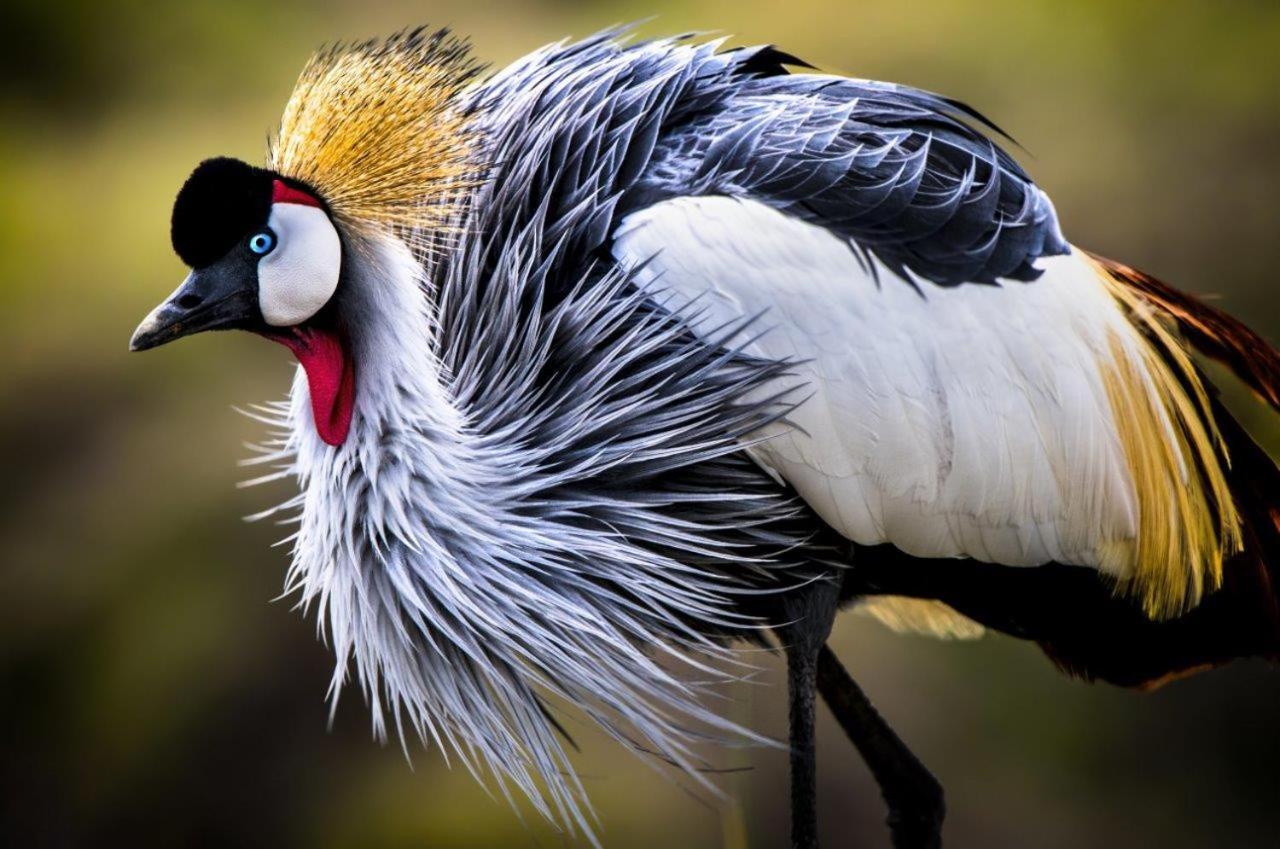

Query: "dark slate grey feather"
left=465, top=30, right=1067, bottom=291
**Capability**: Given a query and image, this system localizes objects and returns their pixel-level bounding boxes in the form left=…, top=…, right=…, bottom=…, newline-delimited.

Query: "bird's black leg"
left=779, top=575, right=841, bottom=849
left=816, top=644, right=944, bottom=849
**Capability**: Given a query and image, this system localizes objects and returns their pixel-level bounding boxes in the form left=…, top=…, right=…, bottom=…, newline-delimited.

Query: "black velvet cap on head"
left=171, top=157, right=275, bottom=268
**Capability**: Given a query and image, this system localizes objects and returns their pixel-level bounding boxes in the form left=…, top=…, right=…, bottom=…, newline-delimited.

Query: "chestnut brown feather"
left=1091, top=251, right=1280, bottom=410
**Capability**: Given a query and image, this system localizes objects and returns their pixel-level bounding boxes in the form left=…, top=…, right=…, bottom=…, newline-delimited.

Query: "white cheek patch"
left=257, top=203, right=342, bottom=327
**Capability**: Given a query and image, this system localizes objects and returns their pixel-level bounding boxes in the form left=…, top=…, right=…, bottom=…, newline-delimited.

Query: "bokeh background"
left=3, top=1, right=1279, bottom=847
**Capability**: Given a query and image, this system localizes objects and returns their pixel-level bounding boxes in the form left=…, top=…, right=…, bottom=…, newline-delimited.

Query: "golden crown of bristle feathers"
left=267, top=28, right=485, bottom=245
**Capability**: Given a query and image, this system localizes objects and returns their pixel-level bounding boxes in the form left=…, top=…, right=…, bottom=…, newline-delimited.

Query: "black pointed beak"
left=130, top=259, right=259, bottom=352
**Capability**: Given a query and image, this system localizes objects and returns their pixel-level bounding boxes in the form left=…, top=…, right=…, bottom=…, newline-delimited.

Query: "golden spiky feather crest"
left=267, top=28, right=483, bottom=247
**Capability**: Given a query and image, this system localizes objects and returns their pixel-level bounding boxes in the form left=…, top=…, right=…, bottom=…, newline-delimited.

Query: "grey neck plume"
left=242, top=34, right=839, bottom=843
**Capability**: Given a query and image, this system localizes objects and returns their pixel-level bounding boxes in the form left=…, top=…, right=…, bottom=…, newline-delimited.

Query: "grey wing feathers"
left=630, top=46, right=1069, bottom=286
left=465, top=30, right=1067, bottom=293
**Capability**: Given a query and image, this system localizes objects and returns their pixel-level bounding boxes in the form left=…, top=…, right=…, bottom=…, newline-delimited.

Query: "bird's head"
left=130, top=28, right=482, bottom=447
left=131, top=157, right=353, bottom=445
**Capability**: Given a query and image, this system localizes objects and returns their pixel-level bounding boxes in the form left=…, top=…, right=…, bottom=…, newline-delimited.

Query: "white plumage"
left=615, top=195, right=1171, bottom=577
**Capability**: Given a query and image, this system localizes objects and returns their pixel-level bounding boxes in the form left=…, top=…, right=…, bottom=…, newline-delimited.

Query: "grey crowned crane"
left=130, top=27, right=1280, bottom=849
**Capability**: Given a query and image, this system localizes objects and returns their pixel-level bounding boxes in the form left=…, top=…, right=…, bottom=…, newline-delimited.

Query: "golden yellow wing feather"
left=1094, top=256, right=1242, bottom=619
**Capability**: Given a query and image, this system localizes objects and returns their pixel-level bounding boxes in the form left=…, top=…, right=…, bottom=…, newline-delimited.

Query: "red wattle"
left=266, top=327, right=355, bottom=446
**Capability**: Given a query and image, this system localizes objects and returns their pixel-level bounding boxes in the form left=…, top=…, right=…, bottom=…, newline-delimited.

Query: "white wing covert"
left=614, top=196, right=1238, bottom=621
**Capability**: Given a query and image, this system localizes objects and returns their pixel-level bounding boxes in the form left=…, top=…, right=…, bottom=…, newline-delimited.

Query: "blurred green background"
left=2, top=1, right=1278, bottom=847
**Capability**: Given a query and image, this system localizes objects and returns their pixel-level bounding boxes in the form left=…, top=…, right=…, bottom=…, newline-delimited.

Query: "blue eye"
left=248, top=229, right=276, bottom=256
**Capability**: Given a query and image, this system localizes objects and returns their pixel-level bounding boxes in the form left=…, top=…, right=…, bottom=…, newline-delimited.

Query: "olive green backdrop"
left=2, top=1, right=1278, bottom=847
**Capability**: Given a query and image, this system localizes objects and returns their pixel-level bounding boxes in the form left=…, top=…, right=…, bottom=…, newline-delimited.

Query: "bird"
left=129, top=26, right=1280, bottom=849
